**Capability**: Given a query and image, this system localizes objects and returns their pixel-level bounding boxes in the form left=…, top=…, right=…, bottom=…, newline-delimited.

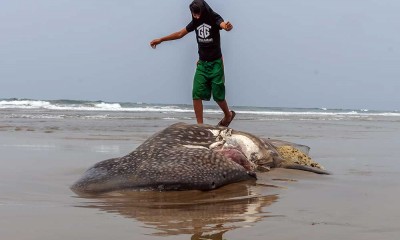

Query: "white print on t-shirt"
left=197, top=23, right=211, bottom=39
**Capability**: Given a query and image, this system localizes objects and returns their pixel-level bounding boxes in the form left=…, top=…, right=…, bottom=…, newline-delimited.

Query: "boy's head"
left=190, top=1, right=202, bottom=19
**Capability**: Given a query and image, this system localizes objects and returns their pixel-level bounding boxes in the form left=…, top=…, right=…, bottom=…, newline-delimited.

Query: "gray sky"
left=1, top=0, right=399, bottom=110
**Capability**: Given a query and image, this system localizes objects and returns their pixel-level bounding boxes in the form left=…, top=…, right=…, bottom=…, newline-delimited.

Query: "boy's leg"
left=193, top=60, right=211, bottom=124
left=216, top=100, right=234, bottom=125
left=193, top=99, right=204, bottom=124
left=211, top=59, right=235, bottom=126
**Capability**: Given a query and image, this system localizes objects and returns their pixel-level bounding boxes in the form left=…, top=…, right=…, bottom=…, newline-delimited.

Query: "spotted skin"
left=71, top=123, right=256, bottom=193
left=71, top=122, right=329, bottom=194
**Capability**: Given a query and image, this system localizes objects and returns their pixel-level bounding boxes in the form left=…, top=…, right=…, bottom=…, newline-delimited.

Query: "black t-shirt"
left=186, top=0, right=224, bottom=61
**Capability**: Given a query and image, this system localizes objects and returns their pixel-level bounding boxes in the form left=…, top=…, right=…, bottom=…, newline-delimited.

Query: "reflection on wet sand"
left=74, top=181, right=279, bottom=239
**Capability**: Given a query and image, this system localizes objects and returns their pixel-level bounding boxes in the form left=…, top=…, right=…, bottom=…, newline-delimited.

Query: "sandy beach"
left=1, top=107, right=400, bottom=240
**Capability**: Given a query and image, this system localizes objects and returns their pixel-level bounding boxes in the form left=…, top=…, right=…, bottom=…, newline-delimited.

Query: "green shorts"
left=192, top=58, right=225, bottom=102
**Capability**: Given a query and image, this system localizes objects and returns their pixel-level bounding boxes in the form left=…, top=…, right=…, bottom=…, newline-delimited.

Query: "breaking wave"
left=0, top=98, right=399, bottom=118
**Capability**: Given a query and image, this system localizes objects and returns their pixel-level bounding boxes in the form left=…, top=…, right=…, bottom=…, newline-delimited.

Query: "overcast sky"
left=1, top=0, right=399, bottom=110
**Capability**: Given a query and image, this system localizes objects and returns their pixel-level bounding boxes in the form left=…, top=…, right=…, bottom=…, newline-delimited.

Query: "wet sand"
left=1, top=110, right=400, bottom=240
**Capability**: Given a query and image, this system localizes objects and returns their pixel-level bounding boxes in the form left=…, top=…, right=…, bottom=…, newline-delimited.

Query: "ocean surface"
left=1, top=98, right=399, bottom=120
left=1, top=98, right=400, bottom=240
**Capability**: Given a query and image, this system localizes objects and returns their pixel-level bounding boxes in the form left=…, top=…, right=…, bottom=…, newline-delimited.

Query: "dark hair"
left=189, top=2, right=201, bottom=14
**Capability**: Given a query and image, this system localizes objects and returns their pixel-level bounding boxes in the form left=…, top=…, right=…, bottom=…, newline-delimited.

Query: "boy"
left=150, top=0, right=235, bottom=127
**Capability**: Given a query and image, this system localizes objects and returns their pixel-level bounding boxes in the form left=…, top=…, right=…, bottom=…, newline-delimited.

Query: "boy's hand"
left=150, top=39, right=162, bottom=49
left=221, top=21, right=233, bottom=31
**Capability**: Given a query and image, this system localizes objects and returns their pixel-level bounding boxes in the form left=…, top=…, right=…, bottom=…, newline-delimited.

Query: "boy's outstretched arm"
left=150, top=28, right=189, bottom=49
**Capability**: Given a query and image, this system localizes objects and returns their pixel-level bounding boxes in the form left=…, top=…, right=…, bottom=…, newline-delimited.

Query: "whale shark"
left=71, top=122, right=328, bottom=194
